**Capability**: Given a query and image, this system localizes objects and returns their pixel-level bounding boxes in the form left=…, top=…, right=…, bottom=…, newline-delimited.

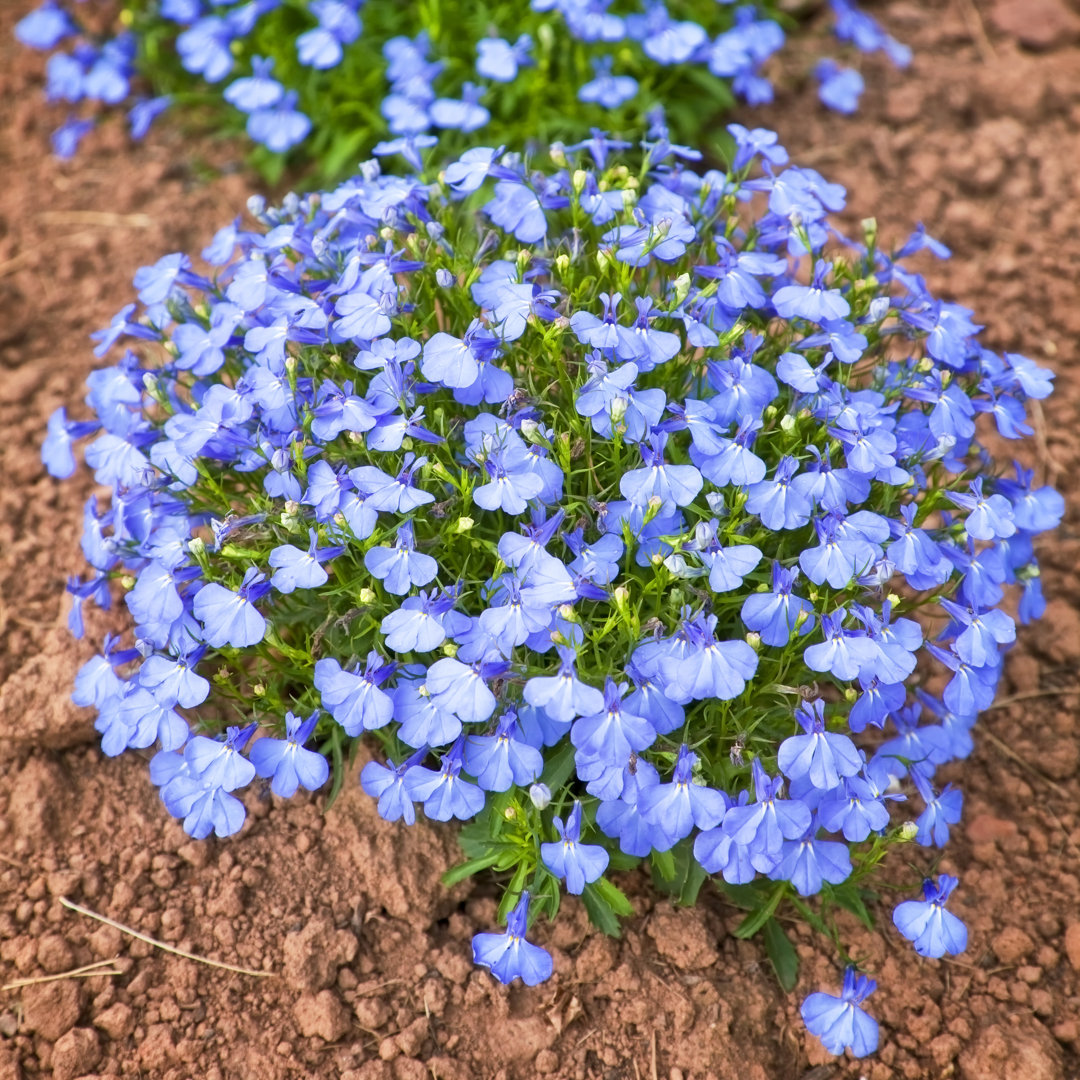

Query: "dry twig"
left=60, top=897, right=275, bottom=978
left=2, top=958, right=123, bottom=992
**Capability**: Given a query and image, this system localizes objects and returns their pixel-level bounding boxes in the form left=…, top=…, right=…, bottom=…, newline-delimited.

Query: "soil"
left=2, top=1, right=1080, bottom=1078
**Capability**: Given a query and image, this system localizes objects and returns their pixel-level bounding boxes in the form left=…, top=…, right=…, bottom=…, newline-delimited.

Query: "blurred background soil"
left=1, top=2, right=1079, bottom=1078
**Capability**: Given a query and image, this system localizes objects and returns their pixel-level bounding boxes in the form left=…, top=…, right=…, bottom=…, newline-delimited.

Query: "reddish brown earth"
left=2, top=2, right=1080, bottom=1078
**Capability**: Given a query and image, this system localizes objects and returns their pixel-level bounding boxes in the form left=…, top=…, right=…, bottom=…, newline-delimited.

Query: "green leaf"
left=441, top=850, right=502, bottom=888
left=591, top=876, right=634, bottom=918
left=650, top=848, right=677, bottom=883
left=581, top=879, right=623, bottom=938
left=678, top=859, right=709, bottom=908
left=734, top=881, right=788, bottom=940
left=826, top=882, right=876, bottom=931
left=539, top=738, right=577, bottom=793
left=762, top=918, right=799, bottom=993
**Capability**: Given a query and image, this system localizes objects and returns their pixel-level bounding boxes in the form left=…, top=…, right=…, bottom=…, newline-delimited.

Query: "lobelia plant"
left=45, top=121, right=1062, bottom=1058
left=16, top=0, right=909, bottom=177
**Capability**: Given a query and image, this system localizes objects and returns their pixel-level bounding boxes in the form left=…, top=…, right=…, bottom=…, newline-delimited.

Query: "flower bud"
left=549, top=143, right=567, bottom=168
left=442, top=642, right=458, bottom=658
left=555, top=253, right=571, bottom=276
left=745, top=631, right=761, bottom=651
left=358, top=588, right=376, bottom=604
left=672, top=272, right=691, bottom=307
left=435, top=267, right=454, bottom=288
left=120, top=575, right=136, bottom=590
left=187, top=536, right=206, bottom=558
left=609, top=395, right=628, bottom=424
left=898, top=821, right=919, bottom=842
left=503, top=805, right=517, bottom=821
left=780, top=413, right=796, bottom=432
left=253, top=683, right=265, bottom=697
left=455, top=516, right=474, bottom=533
left=529, top=783, right=552, bottom=810
left=571, top=168, right=589, bottom=195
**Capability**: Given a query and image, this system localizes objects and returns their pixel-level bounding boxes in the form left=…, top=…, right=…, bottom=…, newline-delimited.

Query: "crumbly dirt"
left=2, top=2, right=1080, bottom=1078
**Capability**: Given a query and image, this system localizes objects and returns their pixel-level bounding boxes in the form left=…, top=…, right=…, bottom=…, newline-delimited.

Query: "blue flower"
left=403, top=737, right=485, bottom=821
left=193, top=567, right=269, bottom=649
left=801, top=967, right=879, bottom=1058
left=364, top=521, right=439, bottom=595
left=472, top=891, right=553, bottom=986
left=249, top=711, right=330, bottom=797
left=314, top=652, right=396, bottom=735
left=777, top=699, right=862, bottom=792
left=540, top=800, right=609, bottom=894
left=892, top=874, right=968, bottom=957
left=637, top=744, right=727, bottom=843
left=360, top=748, right=426, bottom=824
left=463, top=710, right=543, bottom=792
left=815, top=59, right=864, bottom=114
left=523, top=645, right=605, bottom=726
left=269, top=528, right=343, bottom=593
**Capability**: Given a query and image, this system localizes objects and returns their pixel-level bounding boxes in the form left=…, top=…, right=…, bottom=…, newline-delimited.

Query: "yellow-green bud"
left=442, top=642, right=458, bottom=658
left=358, top=588, right=376, bottom=604
left=745, top=631, right=761, bottom=651
left=188, top=537, right=206, bottom=558
left=120, top=575, right=136, bottom=590
left=898, top=821, right=919, bottom=842
left=455, top=516, right=474, bottom=533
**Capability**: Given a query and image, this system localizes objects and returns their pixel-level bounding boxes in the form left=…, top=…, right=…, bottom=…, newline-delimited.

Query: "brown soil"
left=2, top=2, right=1080, bottom=1078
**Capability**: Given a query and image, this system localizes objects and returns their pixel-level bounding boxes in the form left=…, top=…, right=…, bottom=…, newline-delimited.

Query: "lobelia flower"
left=403, top=736, right=485, bottom=821
left=472, top=890, right=553, bottom=986
left=801, top=968, right=879, bottom=1058
left=892, top=874, right=968, bottom=957
left=249, top=710, right=330, bottom=797
left=192, top=567, right=270, bottom=649
left=360, top=748, right=427, bottom=824
left=540, top=801, right=609, bottom=894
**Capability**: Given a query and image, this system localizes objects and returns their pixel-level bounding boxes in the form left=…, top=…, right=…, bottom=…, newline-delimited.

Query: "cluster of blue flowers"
left=47, top=122, right=1060, bottom=1059
left=16, top=0, right=909, bottom=164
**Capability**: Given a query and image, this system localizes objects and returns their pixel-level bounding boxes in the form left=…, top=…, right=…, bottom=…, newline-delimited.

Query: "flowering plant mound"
left=17, top=0, right=908, bottom=174
left=47, top=123, right=1061, bottom=1057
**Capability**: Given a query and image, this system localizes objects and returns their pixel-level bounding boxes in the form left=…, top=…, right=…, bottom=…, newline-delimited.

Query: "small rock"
left=392, top=1058, right=428, bottom=1080
left=51, top=1027, right=101, bottom=1080
left=20, top=979, right=82, bottom=1040
left=353, top=995, right=393, bottom=1030
left=137, top=1023, right=177, bottom=1071
left=992, top=926, right=1035, bottom=965
left=535, top=1048, right=559, bottom=1073
left=94, top=1001, right=135, bottom=1041
left=646, top=908, right=715, bottom=971
left=990, top=0, right=1080, bottom=50
left=35, top=933, right=75, bottom=974
left=282, top=915, right=359, bottom=992
left=959, top=1020, right=1064, bottom=1080
left=294, top=990, right=351, bottom=1042
left=1064, top=923, right=1080, bottom=970
left=395, top=1017, right=429, bottom=1058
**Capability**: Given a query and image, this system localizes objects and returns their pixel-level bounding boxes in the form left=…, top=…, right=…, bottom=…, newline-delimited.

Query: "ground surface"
left=2, top=2, right=1080, bottom=1078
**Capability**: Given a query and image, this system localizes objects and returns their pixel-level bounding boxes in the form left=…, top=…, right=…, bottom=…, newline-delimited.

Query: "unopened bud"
left=898, top=821, right=919, bottom=842
left=253, top=683, right=265, bottom=697
left=555, top=253, right=571, bottom=276
left=745, top=631, right=761, bottom=651
left=358, top=588, right=376, bottom=604
left=529, top=783, right=552, bottom=810
left=780, top=413, right=796, bottom=432
left=442, top=642, right=458, bottom=658
left=609, top=396, right=628, bottom=424
left=120, top=575, right=136, bottom=590
left=187, top=537, right=206, bottom=558
left=455, top=516, right=474, bottom=533
left=503, top=805, right=517, bottom=821
left=571, top=168, right=589, bottom=194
